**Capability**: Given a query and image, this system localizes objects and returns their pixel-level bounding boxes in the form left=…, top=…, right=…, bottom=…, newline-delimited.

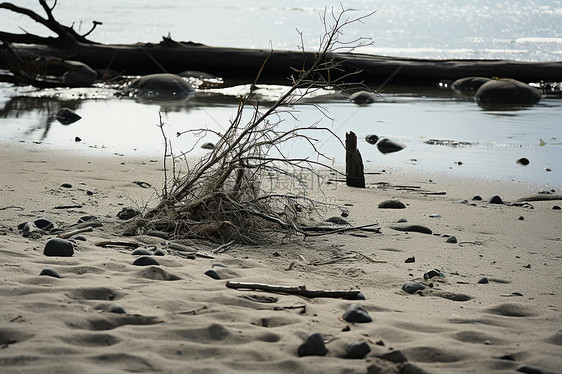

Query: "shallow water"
left=1, top=1, right=561, bottom=189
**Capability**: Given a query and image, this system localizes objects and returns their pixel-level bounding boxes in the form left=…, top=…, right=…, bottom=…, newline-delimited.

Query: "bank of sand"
left=0, top=141, right=560, bottom=374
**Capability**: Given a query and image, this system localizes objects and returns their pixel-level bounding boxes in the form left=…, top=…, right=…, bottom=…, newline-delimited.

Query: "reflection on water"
left=1, top=83, right=561, bottom=189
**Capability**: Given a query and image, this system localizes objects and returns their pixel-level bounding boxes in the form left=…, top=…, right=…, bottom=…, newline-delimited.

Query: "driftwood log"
left=345, top=131, right=365, bottom=188
left=1, top=1, right=561, bottom=88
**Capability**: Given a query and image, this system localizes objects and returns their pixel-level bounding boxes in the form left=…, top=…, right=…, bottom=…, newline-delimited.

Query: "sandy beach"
left=0, top=141, right=560, bottom=374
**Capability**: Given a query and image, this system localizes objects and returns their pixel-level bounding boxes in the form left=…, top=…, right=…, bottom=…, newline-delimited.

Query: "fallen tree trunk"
left=2, top=39, right=562, bottom=87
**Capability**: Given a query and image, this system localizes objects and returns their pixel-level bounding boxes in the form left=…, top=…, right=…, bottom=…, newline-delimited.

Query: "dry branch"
left=226, top=281, right=362, bottom=299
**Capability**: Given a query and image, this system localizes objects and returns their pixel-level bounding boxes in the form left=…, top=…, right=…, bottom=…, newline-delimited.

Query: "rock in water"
left=44, top=238, right=74, bottom=257
left=350, top=90, right=377, bottom=104
left=56, top=108, right=81, bottom=125
left=476, top=79, right=541, bottom=105
left=346, top=341, right=371, bottom=359
left=297, top=333, right=328, bottom=356
left=132, top=256, right=159, bottom=266
left=342, top=304, right=372, bottom=323
left=451, top=77, right=491, bottom=95
left=517, top=157, right=530, bottom=166
left=402, top=282, right=425, bottom=294
left=39, top=267, right=61, bottom=278
left=378, top=199, right=406, bottom=209
left=365, top=134, right=380, bottom=145
left=125, top=73, right=194, bottom=100
left=201, top=142, right=215, bottom=150
left=376, top=138, right=405, bottom=154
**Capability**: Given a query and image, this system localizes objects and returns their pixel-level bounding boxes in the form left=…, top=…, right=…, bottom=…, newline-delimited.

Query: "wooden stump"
left=346, top=131, right=365, bottom=188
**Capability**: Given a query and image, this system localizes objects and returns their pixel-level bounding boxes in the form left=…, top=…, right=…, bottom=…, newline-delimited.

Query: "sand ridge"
left=0, top=142, right=560, bottom=373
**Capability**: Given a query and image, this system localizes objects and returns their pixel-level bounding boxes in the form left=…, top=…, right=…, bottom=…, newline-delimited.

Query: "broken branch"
left=226, top=281, right=361, bottom=299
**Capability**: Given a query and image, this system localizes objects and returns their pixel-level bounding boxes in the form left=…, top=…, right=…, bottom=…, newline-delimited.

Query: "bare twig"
left=226, top=281, right=361, bottom=299
left=58, top=226, right=93, bottom=239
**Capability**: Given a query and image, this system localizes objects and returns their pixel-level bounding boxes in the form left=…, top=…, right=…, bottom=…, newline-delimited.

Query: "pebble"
left=350, top=90, right=376, bottom=104
left=365, top=134, right=380, bottom=145
left=516, top=158, right=530, bottom=166
left=390, top=224, right=432, bottom=235
left=39, top=267, right=61, bottom=278
left=342, top=304, right=372, bottom=323
left=107, top=304, right=127, bottom=314
left=489, top=195, right=504, bottom=204
left=204, top=269, right=221, bottom=280
left=297, top=333, right=328, bottom=357
left=350, top=292, right=366, bottom=301
left=402, top=282, right=425, bottom=294
left=446, top=236, right=458, bottom=243
left=201, top=142, right=215, bottom=150
left=378, top=350, right=408, bottom=363
left=405, top=256, right=415, bottom=263
left=376, top=138, right=405, bottom=154
left=44, top=238, right=74, bottom=257
left=131, top=248, right=151, bottom=255
left=56, top=107, right=81, bottom=124
left=517, top=365, right=544, bottom=374
left=132, top=256, right=159, bottom=266
left=153, top=249, right=166, bottom=256
left=346, top=341, right=371, bottom=359
left=478, top=277, right=489, bottom=284
left=429, top=214, right=441, bottom=218
left=34, top=218, right=54, bottom=230
left=472, top=195, right=483, bottom=201
left=553, top=205, right=561, bottom=210
left=74, top=236, right=87, bottom=241
left=61, top=183, right=72, bottom=188
left=423, top=269, right=444, bottom=280
left=378, top=200, right=406, bottom=209
left=396, top=218, right=408, bottom=223
left=519, top=216, right=524, bottom=221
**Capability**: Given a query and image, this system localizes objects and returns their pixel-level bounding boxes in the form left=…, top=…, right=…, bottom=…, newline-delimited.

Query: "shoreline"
left=1, top=141, right=561, bottom=373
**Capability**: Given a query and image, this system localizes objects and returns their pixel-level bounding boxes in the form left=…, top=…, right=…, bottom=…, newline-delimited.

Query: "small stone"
left=75, top=136, right=82, bottom=142
left=519, top=216, right=524, bottom=220
left=545, top=168, right=552, bottom=172
left=402, top=282, right=425, bottom=294
left=131, top=248, right=151, bottom=256
left=201, top=142, right=215, bottom=150
left=516, top=158, right=530, bottom=166
left=61, top=183, right=72, bottom=188
left=484, top=340, right=492, bottom=345
left=446, top=236, right=458, bottom=243
left=44, top=238, right=74, bottom=257
left=86, top=190, right=94, bottom=196
left=553, top=205, right=561, bottom=210
left=204, top=269, right=221, bottom=280
left=56, top=107, right=81, bottom=125
left=390, top=224, right=432, bottom=235
left=132, top=256, right=159, bottom=266
left=350, top=292, right=366, bottom=301
left=489, top=195, right=504, bottom=204
left=342, top=304, right=372, bottom=323
left=378, top=200, right=406, bottom=209
left=376, top=138, right=405, bottom=154
left=342, top=325, right=351, bottom=332
left=516, top=365, right=544, bottom=374
left=378, top=350, right=408, bottom=363
left=297, top=333, right=328, bottom=357
left=365, top=134, right=379, bottom=144
left=472, top=195, right=483, bottom=201
left=350, top=90, right=376, bottom=104
left=405, top=256, right=415, bottom=263
left=117, top=207, right=141, bottom=220
left=34, top=218, right=54, bottom=230
left=429, top=214, right=441, bottom=218
left=107, top=304, right=126, bottom=314
left=74, top=236, right=87, bottom=241
left=478, top=277, right=489, bottom=284
left=423, top=269, right=444, bottom=280
left=346, top=341, right=371, bottom=359
left=39, top=267, right=61, bottom=278
left=396, top=218, right=408, bottom=223
left=153, top=249, right=166, bottom=256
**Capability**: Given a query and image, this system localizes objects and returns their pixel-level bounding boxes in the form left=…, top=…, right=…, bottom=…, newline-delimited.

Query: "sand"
left=0, top=141, right=560, bottom=374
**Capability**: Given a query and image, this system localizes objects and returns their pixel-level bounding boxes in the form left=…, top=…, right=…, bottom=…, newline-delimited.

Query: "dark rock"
left=478, top=277, right=489, bottom=284
left=325, top=216, right=349, bottom=225
left=204, top=269, right=221, bottom=280
left=365, top=134, right=380, bottom=144
left=75, top=136, right=82, bottom=142
left=476, top=79, right=542, bottom=105
left=451, top=77, right=491, bottom=95
left=61, top=61, right=97, bottom=86
left=78, top=215, right=98, bottom=223
left=201, top=142, right=215, bottom=150
left=349, top=292, right=366, bottom=301
left=378, top=200, right=406, bottom=209
left=423, top=269, right=444, bottom=280
left=39, top=267, right=61, bottom=278
left=402, top=282, right=425, bottom=294
left=377, top=138, right=406, bottom=154
left=131, top=248, right=151, bottom=256
left=397, top=218, right=408, bottom=223
left=342, top=304, right=372, bottom=323
left=378, top=350, right=408, bottom=363
left=212, top=262, right=228, bottom=268
left=44, top=238, right=74, bottom=257
left=107, top=304, right=126, bottom=314
left=517, top=157, right=530, bottom=166
left=297, top=333, right=328, bottom=356
left=350, top=90, right=377, bottom=104
left=519, top=216, right=525, bottom=221
left=61, top=183, right=72, bottom=188
left=74, top=236, right=87, bottom=241
left=86, top=190, right=94, bottom=195
left=56, top=107, right=82, bottom=125
left=346, top=341, right=371, bottom=359
left=132, top=256, right=159, bottom=266
left=153, top=249, right=166, bottom=256
left=446, top=236, right=458, bottom=243
left=472, top=195, right=483, bottom=201
left=125, top=73, right=195, bottom=99
left=117, top=207, right=142, bottom=220
left=390, top=224, right=432, bottom=235
left=34, top=218, right=54, bottom=230
left=405, top=257, right=415, bottom=263
left=489, top=195, right=504, bottom=204
left=517, top=365, right=545, bottom=374
left=553, top=205, right=561, bottom=210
